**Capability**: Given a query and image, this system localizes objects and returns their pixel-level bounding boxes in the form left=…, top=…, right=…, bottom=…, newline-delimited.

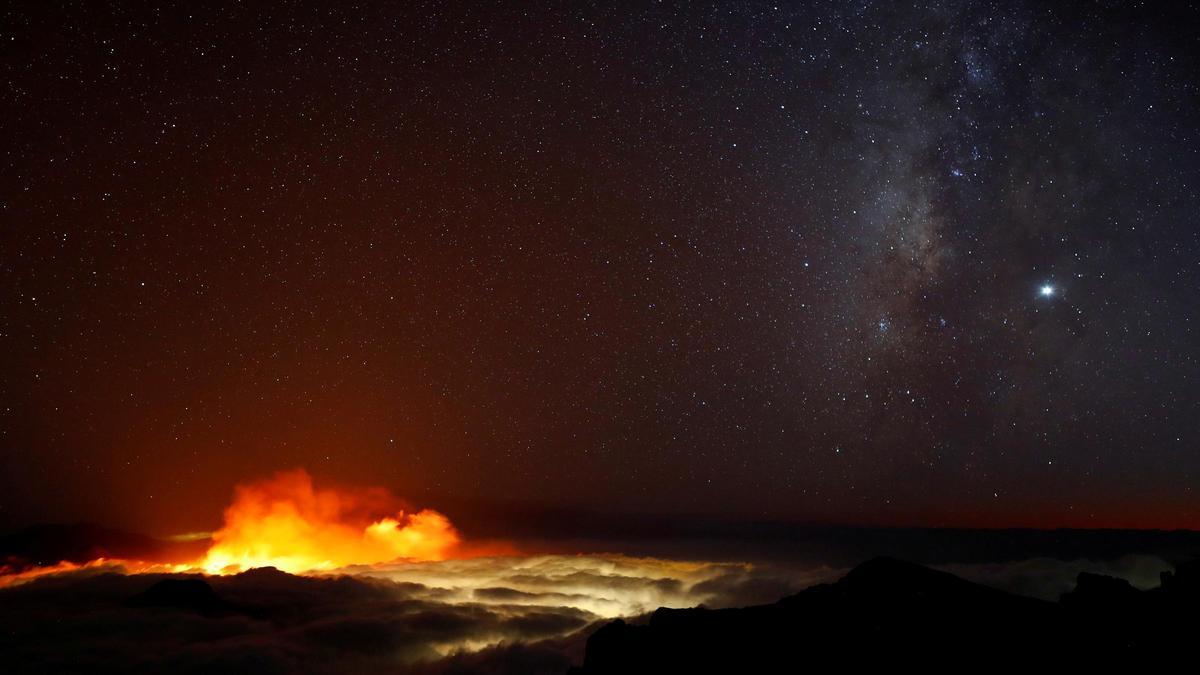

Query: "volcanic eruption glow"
left=200, top=469, right=462, bottom=574
left=0, top=468, right=848, bottom=665
left=0, top=469, right=475, bottom=586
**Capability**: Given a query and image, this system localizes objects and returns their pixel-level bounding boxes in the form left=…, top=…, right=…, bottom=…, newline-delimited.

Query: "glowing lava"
left=200, top=469, right=461, bottom=574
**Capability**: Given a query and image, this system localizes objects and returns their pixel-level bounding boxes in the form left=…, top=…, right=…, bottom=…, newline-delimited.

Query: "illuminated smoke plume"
left=201, top=469, right=461, bottom=574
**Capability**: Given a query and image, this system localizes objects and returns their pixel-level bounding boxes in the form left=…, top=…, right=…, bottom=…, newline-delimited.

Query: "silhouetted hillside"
left=572, top=556, right=1200, bottom=672
left=126, top=578, right=230, bottom=616
left=0, top=523, right=207, bottom=571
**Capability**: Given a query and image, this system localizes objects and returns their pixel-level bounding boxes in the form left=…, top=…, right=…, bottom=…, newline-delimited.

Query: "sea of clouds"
left=0, top=552, right=1173, bottom=673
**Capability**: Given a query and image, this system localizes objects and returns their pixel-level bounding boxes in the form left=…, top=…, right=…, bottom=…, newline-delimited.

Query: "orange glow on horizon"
left=0, top=558, right=195, bottom=588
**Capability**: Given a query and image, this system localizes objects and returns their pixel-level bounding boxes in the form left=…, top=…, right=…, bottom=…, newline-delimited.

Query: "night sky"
left=2, top=1, right=1199, bottom=535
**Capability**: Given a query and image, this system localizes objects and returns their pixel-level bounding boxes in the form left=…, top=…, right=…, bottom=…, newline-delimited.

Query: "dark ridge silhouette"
left=429, top=499, right=1200, bottom=565
left=0, top=523, right=208, bottom=571
left=125, top=578, right=229, bottom=616
left=571, top=556, right=1200, bottom=672
left=122, top=569, right=296, bottom=622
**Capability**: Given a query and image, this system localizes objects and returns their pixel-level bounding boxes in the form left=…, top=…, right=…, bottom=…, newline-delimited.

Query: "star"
left=1039, top=284, right=1056, bottom=298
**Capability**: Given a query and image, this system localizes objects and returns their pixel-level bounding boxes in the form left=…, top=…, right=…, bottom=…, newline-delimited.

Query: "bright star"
left=1039, top=284, right=1055, bottom=297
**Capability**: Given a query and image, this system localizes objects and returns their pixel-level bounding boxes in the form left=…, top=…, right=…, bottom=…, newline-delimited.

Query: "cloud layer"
left=0, top=553, right=1173, bottom=673
left=0, top=554, right=835, bottom=674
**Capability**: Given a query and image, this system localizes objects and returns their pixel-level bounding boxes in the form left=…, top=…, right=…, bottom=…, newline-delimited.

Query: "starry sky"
left=2, top=1, right=1199, bottom=535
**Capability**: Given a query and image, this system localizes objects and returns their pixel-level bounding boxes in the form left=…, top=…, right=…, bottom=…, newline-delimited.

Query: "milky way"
left=1, top=1, right=1198, bottom=532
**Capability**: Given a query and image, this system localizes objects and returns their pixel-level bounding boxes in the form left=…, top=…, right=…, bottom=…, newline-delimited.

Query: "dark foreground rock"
left=572, top=556, right=1200, bottom=672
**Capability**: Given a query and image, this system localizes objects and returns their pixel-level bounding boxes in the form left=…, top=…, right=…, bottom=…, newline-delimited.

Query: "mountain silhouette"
left=572, top=556, right=1200, bottom=672
left=0, top=523, right=207, bottom=571
left=125, top=578, right=230, bottom=616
